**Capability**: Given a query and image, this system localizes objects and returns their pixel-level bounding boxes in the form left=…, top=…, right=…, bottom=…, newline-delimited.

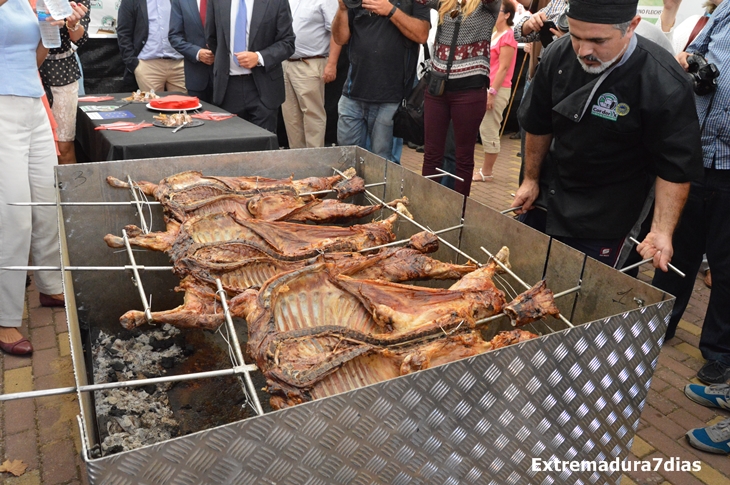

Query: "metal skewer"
left=424, top=168, right=465, bottom=182
left=0, top=265, right=173, bottom=271
left=122, top=229, right=153, bottom=324
left=627, top=237, right=685, bottom=278
left=358, top=224, right=464, bottom=253
left=215, top=279, right=264, bottom=416
left=299, top=181, right=387, bottom=197
left=8, top=201, right=161, bottom=207
left=127, top=175, right=152, bottom=234
left=479, top=246, right=575, bottom=328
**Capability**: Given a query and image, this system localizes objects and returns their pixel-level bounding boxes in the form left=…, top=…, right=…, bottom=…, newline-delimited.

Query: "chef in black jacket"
left=511, top=0, right=703, bottom=272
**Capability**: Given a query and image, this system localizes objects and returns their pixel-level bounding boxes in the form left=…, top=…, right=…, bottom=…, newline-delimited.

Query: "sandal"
left=473, top=169, right=493, bottom=182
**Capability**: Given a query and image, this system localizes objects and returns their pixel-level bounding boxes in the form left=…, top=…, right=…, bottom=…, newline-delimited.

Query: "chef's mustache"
left=579, top=54, right=601, bottom=63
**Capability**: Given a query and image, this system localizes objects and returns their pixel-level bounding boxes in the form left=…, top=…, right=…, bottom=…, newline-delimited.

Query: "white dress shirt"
left=229, top=0, right=257, bottom=75
left=289, top=0, right=337, bottom=59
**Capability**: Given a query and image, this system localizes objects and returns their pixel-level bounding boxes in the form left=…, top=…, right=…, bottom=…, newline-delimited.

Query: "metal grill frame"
left=51, top=147, right=672, bottom=484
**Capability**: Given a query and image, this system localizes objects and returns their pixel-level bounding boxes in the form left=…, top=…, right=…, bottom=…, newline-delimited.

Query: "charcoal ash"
left=92, top=324, right=188, bottom=455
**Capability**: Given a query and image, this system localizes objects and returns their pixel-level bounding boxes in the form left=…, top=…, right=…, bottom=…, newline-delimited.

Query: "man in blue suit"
left=169, top=0, right=215, bottom=102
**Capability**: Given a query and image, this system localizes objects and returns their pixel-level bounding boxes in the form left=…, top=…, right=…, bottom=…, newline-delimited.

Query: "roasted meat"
left=503, top=279, right=561, bottom=326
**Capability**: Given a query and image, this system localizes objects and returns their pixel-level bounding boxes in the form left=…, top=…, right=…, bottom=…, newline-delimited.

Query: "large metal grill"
left=12, top=147, right=672, bottom=484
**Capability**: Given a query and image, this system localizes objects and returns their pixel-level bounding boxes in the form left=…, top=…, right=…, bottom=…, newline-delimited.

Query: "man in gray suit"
left=205, top=0, right=295, bottom=132
left=169, top=0, right=215, bottom=102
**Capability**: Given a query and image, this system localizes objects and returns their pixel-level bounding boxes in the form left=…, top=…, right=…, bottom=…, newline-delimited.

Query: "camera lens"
left=557, top=12, right=569, bottom=32
left=343, top=0, right=362, bottom=8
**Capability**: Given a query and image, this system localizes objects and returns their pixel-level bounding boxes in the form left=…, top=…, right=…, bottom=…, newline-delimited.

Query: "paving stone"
left=37, top=406, right=71, bottom=444
left=40, top=439, right=78, bottom=485
left=3, top=353, right=35, bottom=372
left=4, top=468, right=41, bottom=485
left=630, top=435, right=655, bottom=459
left=661, top=343, right=692, bottom=362
left=691, top=462, right=730, bottom=485
left=653, top=368, right=689, bottom=392
left=674, top=329, right=701, bottom=349
left=657, top=354, right=699, bottom=380
left=4, top=399, right=36, bottom=435
left=58, top=332, right=71, bottom=357
left=677, top=320, right=702, bottom=337
left=666, top=409, right=709, bottom=436
left=641, top=405, right=690, bottom=440
left=31, top=347, right=59, bottom=378
left=662, top=387, right=717, bottom=422
left=675, top=343, right=704, bottom=362
left=4, top=429, right=39, bottom=470
left=29, top=326, right=58, bottom=351
left=646, top=388, right=677, bottom=416
left=27, top=307, right=54, bottom=329
left=4, top=367, right=33, bottom=394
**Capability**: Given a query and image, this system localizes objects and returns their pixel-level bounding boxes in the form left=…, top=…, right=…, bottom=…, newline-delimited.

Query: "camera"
left=343, top=0, right=362, bottom=8
left=687, top=54, right=719, bottom=96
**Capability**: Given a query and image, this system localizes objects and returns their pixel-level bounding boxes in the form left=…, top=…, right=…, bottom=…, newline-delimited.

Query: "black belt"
left=287, top=55, right=327, bottom=62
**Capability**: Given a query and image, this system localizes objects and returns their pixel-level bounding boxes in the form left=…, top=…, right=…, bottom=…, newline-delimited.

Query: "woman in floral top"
left=417, top=0, right=500, bottom=198
left=38, top=0, right=90, bottom=164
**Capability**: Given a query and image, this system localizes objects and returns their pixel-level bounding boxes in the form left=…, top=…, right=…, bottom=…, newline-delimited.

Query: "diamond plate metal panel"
left=86, top=301, right=671, bottom=485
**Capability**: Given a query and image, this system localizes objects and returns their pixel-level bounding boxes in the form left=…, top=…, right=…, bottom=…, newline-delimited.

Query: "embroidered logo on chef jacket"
left=599, top=247, right=612, bottom=257
left=592, top=93, right=620, bottom=121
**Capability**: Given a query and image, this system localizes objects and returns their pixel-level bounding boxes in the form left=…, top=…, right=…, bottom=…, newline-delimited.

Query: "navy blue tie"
left=233, top=0, right=247, bottom=66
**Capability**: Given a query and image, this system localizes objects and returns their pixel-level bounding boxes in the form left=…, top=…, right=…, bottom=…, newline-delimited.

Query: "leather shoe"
left=0, top=337, right=33, bottom=355
left=39, top=293, right=65, bottom=308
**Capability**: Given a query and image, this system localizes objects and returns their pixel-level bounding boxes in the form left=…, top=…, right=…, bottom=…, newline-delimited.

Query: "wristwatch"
left=66, top=20, right=80, bottom=31
left=488, top=87, right=497, bottom=96
left=386, top=5, right=397, bottom=18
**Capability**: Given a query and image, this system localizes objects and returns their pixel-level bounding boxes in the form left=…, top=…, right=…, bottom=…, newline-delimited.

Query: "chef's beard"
left=577, top=43, right=628, bottom=74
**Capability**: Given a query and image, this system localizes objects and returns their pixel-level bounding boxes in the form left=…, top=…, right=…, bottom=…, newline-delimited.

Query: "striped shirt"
left=417, top=0, right=500, bottom=80
left=687, top=0, right=730, bottom=170
left=513, top=0, right=566, bottom=43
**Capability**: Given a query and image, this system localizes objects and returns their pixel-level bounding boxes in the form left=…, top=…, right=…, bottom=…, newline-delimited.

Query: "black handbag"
left=427, top=15, right=462, bottom=97
left=392, top=45, right=430, bottom=146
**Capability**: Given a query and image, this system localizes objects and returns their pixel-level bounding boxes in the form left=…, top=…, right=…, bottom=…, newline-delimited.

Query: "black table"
left=75, top=94, right=278, bottom=161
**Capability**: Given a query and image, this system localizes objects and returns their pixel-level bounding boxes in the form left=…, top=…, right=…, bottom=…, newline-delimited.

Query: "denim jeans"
left=337, top=96, right=399, bottom=162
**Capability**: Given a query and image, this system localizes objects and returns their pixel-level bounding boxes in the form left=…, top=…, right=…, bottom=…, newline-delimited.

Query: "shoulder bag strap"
left=444, top=15, right=462, bottom=79
left=683, top=15, right=709, bottom=52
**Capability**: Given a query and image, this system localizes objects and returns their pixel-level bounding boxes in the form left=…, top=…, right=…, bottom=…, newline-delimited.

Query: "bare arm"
left=362, top=0, right=429, bottom=44
left=332, top=1, right=351, bottom=45
left=511, top=132, right=552, bottom=213
left=487, top=45, right=515, bottom=110
left=636, top=178, right=689, bottom=272
left=660, top=0, right=682, bottom=32
left=37, top=41, right=49, bottom=67
left=324, top=36, right=342, bottom=83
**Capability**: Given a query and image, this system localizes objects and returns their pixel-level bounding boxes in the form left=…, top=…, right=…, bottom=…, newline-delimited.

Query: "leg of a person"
left=699, top=169, right=730, bottom=365
left=337, top=96, right=368, bottom=149
left=440, top=121, right=456, bottom=189
left=75, top=52, right=85, bottom=95
left=450, top=88, right=487, bottom=197
left=187, top=86, right=213, bottom=104
left=369, top=102, right=398, bottom=161
left=422, top=92, right=451, bottom=176
left=281, top=60, right=307, bottom=148
left=652, top=182, right=706, bottom=340
left=241, top=76, right=277, bottom=133
left=478, top=88, right=510, bottom=176
left=50, top=82, right=79, bottom=165
left=134, top=59, right=167, bottom=93
left=0, top=97, right=41, bottom=327
left=165, top=59, right=187, bottom=93
left=27, top=100, right=63, bottom=297
left=221, top=76, right=247, bottom=118
left=297, top=58, right=327, bottom=148
left=391, top=138, right=403, bottom=164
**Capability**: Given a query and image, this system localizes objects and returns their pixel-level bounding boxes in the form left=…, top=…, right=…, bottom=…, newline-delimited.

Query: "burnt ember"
left=92, top=325, right=186, bottom=454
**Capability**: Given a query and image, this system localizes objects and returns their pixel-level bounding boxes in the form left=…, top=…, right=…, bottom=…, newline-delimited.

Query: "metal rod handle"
left=215, top=279, right=264, bottom=416
left=299, top=181, right=386, bottom=197
left=127, top=175, right=151, bottom=234
left=122, top=229, right=153, bottom=323
left=358, top=224, right=464, bottom=253
left=627, top=237, right=685, bottom=278
left=8, top=201, right=161, bottom=206
left=0, top=265, right=173, bottom=271
left=424, top=169, right=465, bottom=182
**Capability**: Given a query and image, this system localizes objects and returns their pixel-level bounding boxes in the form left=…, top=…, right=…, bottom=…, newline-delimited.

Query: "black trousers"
left=221, top=75, right=277, bottom=133
left=652, top=168, right=730, bottom=365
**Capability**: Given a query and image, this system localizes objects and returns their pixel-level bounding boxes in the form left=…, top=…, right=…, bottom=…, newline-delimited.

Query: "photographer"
left=332, top=0, right=430, bottom=161
left=651, top=0, right=730, bottom=391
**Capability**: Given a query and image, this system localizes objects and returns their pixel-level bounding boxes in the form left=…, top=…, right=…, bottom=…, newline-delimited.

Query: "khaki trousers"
left=479, top=88, right=511, bottom=154
left=282, top=58, right=327, bottom=148
left=134, top=58, right=186, bottom=93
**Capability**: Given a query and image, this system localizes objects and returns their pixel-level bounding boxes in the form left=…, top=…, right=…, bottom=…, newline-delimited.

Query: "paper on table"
left=78, top=95, right=115, bottom=102
left=95, top=121, right=153, bottom=132
left=190, top=111, right=235, bottom=121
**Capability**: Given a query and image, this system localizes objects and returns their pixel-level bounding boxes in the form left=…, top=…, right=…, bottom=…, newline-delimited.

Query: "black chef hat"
left=566, top=0, right=638, bottom=24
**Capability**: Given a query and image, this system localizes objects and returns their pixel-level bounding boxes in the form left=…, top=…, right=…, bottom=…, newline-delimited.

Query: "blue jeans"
left=337, top=96, right=399, bottom=162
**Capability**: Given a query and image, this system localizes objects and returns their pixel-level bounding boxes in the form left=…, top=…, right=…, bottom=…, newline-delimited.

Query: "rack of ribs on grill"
left=232, top=248, right=560, bottom=409
left=119, top=232, right=478, bottom=330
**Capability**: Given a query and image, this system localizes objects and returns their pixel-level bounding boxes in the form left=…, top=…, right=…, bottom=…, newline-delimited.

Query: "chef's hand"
left=199, top=48, right=215, bottom=65
left=676, top=51, right=691, bottom=70
left=522, top=12, right=547, bottom=35
left=235, top=51, right=259, bottom=69
left=511, top=179, right=539, bottom=214
left=363, top=0, right=394, bottom=17
left=637, top=231, right=674, bottom=272
left=323, top=61, right=337, bottom=83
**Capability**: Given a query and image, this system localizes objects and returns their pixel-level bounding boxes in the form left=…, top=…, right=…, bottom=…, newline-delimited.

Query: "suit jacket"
left=169, top=0, right=213, bottom=92
left=116, top=0, right=149, bottom=84
left=205, top=0, right=295, bottom=108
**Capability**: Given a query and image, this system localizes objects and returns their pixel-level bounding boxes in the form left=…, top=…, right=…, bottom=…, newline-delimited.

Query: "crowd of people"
left=0, top=0, right=728, bottom=458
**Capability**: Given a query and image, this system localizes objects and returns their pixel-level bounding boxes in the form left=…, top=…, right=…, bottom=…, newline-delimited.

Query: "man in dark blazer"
left=205, top=0, right=295, bottom=132
left=117, top=0, right=186, bottom=92
left=169, top=0, right=215, bottom=102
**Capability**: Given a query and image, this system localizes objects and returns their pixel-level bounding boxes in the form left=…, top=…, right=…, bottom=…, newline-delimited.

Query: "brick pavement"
left=0, top=136, right=726, bottom=485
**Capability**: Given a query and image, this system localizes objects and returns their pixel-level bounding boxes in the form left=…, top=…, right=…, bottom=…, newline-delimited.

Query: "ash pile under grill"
left=92, top=325, right=190, bottom=455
